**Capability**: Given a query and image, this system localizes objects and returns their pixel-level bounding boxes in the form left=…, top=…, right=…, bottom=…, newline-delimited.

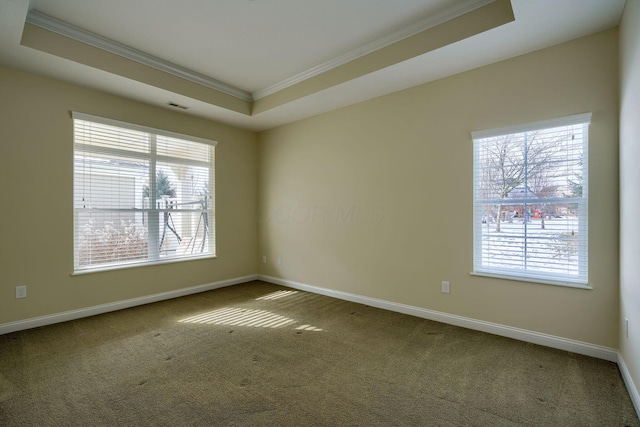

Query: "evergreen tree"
left=143, top=170, right=176, bottom=198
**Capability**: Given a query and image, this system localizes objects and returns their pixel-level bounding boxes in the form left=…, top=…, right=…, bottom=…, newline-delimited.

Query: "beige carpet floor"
left=0, top=280, right=638, bottom=426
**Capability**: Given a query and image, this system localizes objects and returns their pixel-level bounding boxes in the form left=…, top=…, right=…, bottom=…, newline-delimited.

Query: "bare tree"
left=478, top=130, right=566, bottom=232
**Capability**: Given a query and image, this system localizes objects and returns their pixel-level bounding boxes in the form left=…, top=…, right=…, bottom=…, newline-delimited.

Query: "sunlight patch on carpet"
left=255, top=290, right=299, bottom=301
left=178, top=307, right=296, bottom=328
left=295, top=324, right=323, bottom=332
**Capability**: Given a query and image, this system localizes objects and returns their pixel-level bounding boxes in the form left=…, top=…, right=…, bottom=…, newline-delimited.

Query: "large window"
left=472, top=113, right=590, bottom=287
left=73, top=113, right=216, bottom=272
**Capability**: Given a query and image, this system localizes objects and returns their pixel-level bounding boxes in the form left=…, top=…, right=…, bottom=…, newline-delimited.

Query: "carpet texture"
left=0, top=280, right=638, bottom=426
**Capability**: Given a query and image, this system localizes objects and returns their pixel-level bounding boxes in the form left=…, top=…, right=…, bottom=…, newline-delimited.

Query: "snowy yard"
left=479, top=216, right=583, bottom=277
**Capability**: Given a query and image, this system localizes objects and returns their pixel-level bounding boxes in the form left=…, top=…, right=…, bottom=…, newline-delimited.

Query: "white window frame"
left=471, top=113, right=590, bottom=288
left=72, top=112, right=216, bottom=274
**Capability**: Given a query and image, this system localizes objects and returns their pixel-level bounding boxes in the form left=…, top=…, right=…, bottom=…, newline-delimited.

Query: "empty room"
left=1, top=0, right=639, bottom=425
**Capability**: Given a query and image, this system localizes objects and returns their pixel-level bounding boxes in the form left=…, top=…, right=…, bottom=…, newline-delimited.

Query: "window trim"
left=471, top=113, right=591, bottom=288
left=70, top=252, right=216, bottom=276
left=72, top=112, right=217, bottom=273
left=470, top=113, right=592, bottom=140
left=469, top=271, right=593, bottom=290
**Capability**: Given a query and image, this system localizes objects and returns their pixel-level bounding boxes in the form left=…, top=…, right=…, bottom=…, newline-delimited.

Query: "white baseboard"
left=0, top=274, right=258, bottom=335
left=2, top=272, right=634, bottom=416
left=618, top=353, right=640, bottom=418
left=258, top=274, right=618, bottom=362
left=0, top=272, right=621, bottom=365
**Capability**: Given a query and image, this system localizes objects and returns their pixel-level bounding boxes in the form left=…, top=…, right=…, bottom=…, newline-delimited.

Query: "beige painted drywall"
left=258, top=28, right=620, bottom=348
left=0, top=65, right=258, bottom=325
left=21, top=24, right=251, bottom=115
left=620, top=0, right=640, bottom=407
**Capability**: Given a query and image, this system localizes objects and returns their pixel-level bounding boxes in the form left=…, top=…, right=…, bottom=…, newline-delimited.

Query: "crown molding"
left=25, top=10, right=253, bottom=102
left=26, top=1, right=495, bottom=104
left=252, top=0, right=495, bottom=100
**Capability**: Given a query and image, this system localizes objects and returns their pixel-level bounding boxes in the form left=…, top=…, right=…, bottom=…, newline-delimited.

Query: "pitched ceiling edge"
left=25, top=10, right=253, bottom=102
left=252, top=0, right=496, bottom=100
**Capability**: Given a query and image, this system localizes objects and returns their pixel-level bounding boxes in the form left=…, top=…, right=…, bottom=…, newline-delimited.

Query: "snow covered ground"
left=478, top=216, right=583, bottom=277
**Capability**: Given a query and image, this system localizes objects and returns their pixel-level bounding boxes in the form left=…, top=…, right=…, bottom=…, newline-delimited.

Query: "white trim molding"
left=259, top=274, right=618, bottom=362
left=25, top=10, right=253, bottom=102
left=27, top=0, right=495, bottom=103
left=252, top=0, right=495, bottom=100
left=0, top=275, right=258, bottom=335
left=618, top=354, right=640, bottom=418
left=471, top=112, right=593, bottom=140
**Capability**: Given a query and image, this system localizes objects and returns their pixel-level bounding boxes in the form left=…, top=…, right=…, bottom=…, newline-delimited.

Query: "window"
left=73, top=112, right=216, bottom=272
left=472, top=113, right=590, bottom=287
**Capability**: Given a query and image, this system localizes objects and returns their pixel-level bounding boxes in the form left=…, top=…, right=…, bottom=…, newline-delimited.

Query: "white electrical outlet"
left=16, top=285, right=27, bottom=299
left=441, top=281, right=450, bottom=294
left=262, top=255, right=267, bottom=264
left=277, top=257, right=282, bottom=265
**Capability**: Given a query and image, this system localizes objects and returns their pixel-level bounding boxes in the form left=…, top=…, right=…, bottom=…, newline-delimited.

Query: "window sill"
left=71, top=254, right=217, bottom=276
left=469, top=271, right=591, bottom=290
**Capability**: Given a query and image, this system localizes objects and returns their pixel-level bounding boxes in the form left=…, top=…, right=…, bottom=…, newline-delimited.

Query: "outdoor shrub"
left=79, top=220, right=148, bottom=266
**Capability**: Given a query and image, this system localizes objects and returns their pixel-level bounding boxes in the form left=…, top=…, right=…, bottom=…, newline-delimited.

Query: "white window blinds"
left=472, top=113, right=590, bottom=286
left=73, top=112, right=216, bottom=272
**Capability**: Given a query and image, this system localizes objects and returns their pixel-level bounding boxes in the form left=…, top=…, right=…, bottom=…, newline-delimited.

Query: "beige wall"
left=258, top=29, right=620, bottom=348
left=620, top=0, right=640, bottom=406
left=0, top=65, right=258, bottom=325
left=0, top=25, right=624, bottom=355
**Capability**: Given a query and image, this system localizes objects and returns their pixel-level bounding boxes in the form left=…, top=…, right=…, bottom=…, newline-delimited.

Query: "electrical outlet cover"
left=16, top=285, right=27, bottom=299
left=441, top=281, right=450, bottom=294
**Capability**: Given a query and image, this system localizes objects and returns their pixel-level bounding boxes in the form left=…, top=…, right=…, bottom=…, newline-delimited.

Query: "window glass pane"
left=148, top=162, right=211, bottom=211
left=477, top=204, right=584, bottom=276
left=76, top=211, right=148, bottom=267
left=73, top=113, right=215, bottom=272
left=74, top=153, right=149, bottom=210
left=157, top=211, right=212, bottom=258
left=473, top=116, right=588, bottom=285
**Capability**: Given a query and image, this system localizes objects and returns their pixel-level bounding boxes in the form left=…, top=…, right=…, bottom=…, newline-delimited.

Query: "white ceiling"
left=0, top=0, right=627, bottom=131
left=29, top=0, right=466, bottom=93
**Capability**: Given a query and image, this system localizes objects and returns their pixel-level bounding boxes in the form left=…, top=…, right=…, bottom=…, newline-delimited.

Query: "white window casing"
left=72, top=112, right=216, bottom=273
left=472, top=113, right=591, bottom=287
